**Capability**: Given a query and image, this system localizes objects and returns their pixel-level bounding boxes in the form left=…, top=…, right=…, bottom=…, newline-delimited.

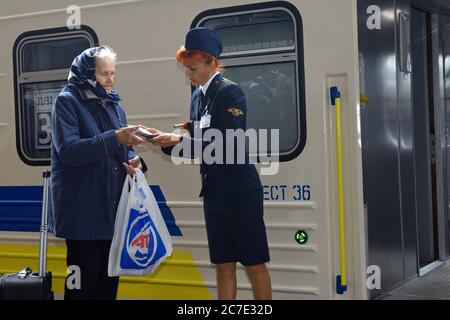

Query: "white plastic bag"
left=108, top=169, right=172, bottom=276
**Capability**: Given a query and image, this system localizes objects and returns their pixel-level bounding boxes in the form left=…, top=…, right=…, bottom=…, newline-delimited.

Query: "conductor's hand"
left=150, top=132, right=182, bottom=148
left=142, top=127, right=163, bottom=142
left=115, top=126, right=145, bottom=147
left=123, top=156, right=142, bottom=176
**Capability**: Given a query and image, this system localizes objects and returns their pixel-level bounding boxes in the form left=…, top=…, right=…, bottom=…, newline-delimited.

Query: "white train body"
left=0, top=0, right=373, bottom=300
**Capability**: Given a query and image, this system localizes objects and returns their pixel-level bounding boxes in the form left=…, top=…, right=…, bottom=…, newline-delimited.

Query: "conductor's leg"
left=216, top=262, right=237, bottom=300
left=245, top=263, right=272, bottom=300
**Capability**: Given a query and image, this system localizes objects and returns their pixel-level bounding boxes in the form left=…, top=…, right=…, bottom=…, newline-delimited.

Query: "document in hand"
left=108, top=169, right=172, bottom=276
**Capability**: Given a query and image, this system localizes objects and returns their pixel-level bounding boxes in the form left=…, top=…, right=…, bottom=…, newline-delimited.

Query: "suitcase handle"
left=38, top=170, right=50, bottom=277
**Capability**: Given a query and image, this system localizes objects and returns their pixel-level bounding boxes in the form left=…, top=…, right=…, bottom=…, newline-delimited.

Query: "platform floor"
left=382, top=261, right=450, bottom=300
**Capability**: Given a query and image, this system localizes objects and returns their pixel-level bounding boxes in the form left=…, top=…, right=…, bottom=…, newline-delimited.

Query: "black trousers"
left=64, top=239, right=119, bottom=300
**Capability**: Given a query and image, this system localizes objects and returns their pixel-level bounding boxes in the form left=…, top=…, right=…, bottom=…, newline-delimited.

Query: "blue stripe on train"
left=0, top=186, right=182, bottom=236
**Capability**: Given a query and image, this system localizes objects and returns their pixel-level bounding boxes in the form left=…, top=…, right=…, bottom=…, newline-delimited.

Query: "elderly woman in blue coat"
left=147, top=28, right=272, bottom=300
left=50, top=46, right=146, bottom=300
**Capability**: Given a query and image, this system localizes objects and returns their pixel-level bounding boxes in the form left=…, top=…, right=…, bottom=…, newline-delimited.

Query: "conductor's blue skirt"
left=203, top=188, right=270, bottom=266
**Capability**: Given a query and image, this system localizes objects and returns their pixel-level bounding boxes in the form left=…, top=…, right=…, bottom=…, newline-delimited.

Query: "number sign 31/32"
left=34, top=88, right=60, bottom=150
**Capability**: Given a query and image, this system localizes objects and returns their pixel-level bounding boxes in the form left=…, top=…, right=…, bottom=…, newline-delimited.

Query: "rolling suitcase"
left=0, top=170, right=54, bottom=300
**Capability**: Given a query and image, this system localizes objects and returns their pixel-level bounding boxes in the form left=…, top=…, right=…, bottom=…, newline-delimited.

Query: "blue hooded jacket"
left=49, top=47, right=143, bottom=240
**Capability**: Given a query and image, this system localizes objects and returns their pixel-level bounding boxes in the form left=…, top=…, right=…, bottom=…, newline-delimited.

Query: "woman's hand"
left=123, top=156, right=142, bottom=176
left=115, top=126, right=145, bottom=147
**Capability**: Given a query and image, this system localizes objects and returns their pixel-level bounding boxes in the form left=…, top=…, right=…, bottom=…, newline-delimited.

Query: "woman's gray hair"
left=95, top=45, right=117, bottom=63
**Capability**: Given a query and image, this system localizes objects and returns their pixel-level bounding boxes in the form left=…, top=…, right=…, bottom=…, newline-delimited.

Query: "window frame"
left=13, top=26, right=98, bottom=166
left=191, top=1, right=306, bottom=162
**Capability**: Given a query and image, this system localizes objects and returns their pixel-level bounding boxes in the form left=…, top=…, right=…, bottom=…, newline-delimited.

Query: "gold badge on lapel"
left=227, top=107, right=244, bottom=117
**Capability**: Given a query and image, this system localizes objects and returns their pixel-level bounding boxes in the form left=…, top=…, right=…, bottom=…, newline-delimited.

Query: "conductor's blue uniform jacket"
left=163, top=73, right=262, bottom=198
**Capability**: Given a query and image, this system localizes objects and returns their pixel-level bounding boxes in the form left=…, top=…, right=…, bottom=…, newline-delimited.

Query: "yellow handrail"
left=331, top=87, right=347, bottom=294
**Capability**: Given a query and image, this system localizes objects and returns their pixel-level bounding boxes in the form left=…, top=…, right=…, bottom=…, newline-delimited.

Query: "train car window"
left=13, top=26, right=98, bottom=166
left=192, top=2, right=306, bottom=161
left=22, top=38, right=91, bottom=72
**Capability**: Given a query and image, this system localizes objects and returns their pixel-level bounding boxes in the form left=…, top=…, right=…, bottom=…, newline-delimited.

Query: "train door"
left=358, top=0, right=414, bottom=298
left=410, top=7, right=440, bottom=274
left=357, top=0, right=450, bottom=298
left=441, top=14, right=450, bottom=258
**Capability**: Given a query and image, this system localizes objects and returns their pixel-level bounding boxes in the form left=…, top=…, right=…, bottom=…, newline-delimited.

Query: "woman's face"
left=184, top=61, right=216, bottom=87
left=95, top=57, right=116, bottom=95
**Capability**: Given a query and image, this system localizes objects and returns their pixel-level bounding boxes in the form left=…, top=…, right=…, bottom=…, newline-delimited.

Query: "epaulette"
left=222, top=77, right=236, bottom=85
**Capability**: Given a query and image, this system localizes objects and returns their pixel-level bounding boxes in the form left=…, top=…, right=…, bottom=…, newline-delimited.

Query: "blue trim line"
left=0, top=186, right=182, bottom=236
left=149, top=185, right=182, bottom=236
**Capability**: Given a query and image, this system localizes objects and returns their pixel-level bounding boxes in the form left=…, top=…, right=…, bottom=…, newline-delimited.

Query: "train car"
left=0, top=0, right=449, bottom=300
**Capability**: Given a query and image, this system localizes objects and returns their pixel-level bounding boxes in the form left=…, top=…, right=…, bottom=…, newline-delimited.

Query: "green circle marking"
left=295, top=230, right=308, bottom=245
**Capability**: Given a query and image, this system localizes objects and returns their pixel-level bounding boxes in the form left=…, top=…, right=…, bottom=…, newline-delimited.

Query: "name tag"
left=200, top=114, right=211, bottom=129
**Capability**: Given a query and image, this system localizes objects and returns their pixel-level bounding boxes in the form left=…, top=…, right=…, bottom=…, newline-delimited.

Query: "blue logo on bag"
left=120, top=207, right=167, bottom=270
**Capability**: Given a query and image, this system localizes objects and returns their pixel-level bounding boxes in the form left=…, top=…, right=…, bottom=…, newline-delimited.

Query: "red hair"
left=176, top=47, right=223, bottom=71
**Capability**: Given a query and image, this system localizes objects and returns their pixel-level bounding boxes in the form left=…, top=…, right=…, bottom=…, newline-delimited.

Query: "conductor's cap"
left=184, top=27, right=223, bottom=58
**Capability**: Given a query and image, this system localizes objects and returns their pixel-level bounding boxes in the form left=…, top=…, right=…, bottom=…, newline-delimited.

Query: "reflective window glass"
left=14, top=27, right=97, bottom=165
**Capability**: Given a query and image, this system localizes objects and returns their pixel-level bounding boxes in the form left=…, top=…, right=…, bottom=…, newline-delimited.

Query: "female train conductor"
left=146, top=27, right=272, bottom=300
